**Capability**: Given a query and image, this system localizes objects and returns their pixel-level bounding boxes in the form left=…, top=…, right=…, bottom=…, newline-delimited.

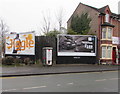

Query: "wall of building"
left=67, top=3, right=99, bottom=35
left=67, top=3, right=120, bottom=64
left=112, top=18, right=119, bottom=37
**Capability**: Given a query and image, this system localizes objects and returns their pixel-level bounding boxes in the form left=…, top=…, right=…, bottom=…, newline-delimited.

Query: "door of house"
left=112, top=47, right=116, bottom=64
left=118, top=49, right=120, bottom=64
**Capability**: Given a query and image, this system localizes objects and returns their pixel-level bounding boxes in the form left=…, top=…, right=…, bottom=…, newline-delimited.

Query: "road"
left=1, top=71, right=119, bottom=92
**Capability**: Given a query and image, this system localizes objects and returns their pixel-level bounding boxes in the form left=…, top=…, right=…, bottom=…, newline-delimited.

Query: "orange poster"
left=5, top=32, right=35, bottom=55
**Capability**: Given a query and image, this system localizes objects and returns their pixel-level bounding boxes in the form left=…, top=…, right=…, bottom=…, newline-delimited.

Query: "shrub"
left=14, top=58, right=22, bottom=65
left=0, top=58, right=2, bottom=65
left=2, top=56, right=14, bottom=65
left=24, top=57, right=30, bottom=65
left=2, top=58, right=6, bottom=65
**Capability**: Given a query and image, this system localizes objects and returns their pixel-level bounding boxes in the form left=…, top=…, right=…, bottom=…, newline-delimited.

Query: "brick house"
left=67, top=3, right=120, bottom=65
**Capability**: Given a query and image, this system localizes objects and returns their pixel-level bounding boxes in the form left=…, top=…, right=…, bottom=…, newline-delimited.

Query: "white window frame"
left=102, top=46, right=106, bottom=58
left=101, top=45, right=112, bottom=59
left=102, top=28, right=106, bottom=39
left=102, top=27, right=112, bottom=40
left=107, top=46, right=112, bottom=58
left=105, top=14, right=109, bottom=22
left=107, top=28, right=112, bottom=39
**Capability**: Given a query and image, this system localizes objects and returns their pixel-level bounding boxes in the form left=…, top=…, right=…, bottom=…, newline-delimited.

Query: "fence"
left=5, top=36, right=97, bottom=64
left=35, top=36, right=57, bottom=64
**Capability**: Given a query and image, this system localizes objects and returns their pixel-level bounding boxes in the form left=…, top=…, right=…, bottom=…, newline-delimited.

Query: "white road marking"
left=2, top=86, right=47, bottom=91
left=95, top=77, right=119, bottom=82
left=109, top=78, right=119, bottom=80
left=2, top=89, right=17, bottom=92
left=95, top=79, right=107, bottom=82
left=80, top=73, right=89, bottom=74
left=57, top=84, right=61, bottom=86
left=92, top=72, right=102, bottom=73
left=67, top=82, right=74, bottom=85
left=23, top=86, right=46, bottom=90
left=59, top=74, right=70, bottom=76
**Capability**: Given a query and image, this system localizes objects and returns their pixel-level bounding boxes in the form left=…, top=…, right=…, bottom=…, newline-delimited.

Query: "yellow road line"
left=0, top=77, right=17, bottom=79
left=107, top=71, right=118, bottom=72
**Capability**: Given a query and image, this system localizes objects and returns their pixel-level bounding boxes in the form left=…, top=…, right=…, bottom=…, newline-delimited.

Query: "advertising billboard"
left=112, top=37, right=119, bottom=44
left=57, top=35, right=97, bottom=56
left=5, top=32, right=35, bottom=55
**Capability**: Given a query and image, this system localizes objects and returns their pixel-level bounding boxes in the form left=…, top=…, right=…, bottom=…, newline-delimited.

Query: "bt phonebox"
left=42, top=47, right=53, bottom=66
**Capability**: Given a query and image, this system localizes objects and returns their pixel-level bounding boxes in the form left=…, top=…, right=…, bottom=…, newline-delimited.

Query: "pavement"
left=0, top=64, right=119, bottom=77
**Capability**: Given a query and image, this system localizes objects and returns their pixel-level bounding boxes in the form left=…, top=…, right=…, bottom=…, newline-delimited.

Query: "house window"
left=102, top=27, right=112, bottom=40
left=107, top=46, right=112, bottom=58
left=105, top=14, right=109, bottom=22
left=101, top=46, right=112, bottom=59
left=108, top=28, right=112, bottom=39
left=102, top=28, right=106, bottom=39
left=102, top=46, right=106, bottom=58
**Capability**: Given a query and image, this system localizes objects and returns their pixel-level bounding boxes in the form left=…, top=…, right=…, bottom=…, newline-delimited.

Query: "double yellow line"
left=0, top=77, right=17, bottom=79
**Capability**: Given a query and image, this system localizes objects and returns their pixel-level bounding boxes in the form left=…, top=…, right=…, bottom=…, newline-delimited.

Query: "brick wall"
left=67, top=3, right=99, bottom=35
left=112, top=19, right=119, bottom=37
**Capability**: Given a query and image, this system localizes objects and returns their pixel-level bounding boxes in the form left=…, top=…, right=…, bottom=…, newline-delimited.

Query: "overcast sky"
left=0, top=0, right=119, bottom=35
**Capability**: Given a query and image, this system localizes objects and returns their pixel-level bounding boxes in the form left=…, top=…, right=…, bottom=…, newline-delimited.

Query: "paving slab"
left=0, top=64, right=119, bottom=77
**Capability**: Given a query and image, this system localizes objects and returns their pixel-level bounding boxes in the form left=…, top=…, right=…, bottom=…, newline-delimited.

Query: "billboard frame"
left=5, top=31, right=35, bottom=55
left=57, top=34, right=97, bottom=57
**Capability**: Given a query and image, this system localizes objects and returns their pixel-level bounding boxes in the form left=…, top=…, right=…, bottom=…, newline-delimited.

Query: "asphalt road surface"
left=1, top=71, right=119, bottom=92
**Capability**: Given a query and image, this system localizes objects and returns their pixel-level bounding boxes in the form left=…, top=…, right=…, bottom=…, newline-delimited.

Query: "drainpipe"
left=98, top=13, right=103, bottom=64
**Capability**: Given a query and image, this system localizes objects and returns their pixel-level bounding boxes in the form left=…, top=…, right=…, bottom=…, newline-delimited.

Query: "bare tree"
left=0, top=19, right=9, bottom=58
left=55, top=8, right=65, bottom=32
left=40, top=11, right=51, bottom=35
left=40, top=9, right=66, bottom=36
left=0, top=19, right=9, bottom=36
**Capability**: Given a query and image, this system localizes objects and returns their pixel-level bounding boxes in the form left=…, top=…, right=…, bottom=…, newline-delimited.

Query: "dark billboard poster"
left=57, top=35, right=97, bottom=56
